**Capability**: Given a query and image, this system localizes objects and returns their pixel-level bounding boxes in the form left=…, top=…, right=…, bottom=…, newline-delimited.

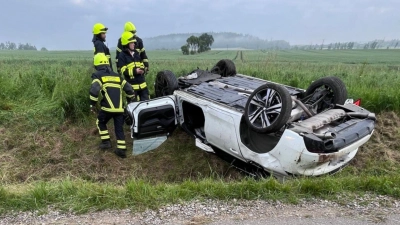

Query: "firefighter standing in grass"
left=92, top=23, right=113, bottom=71
left=89, top=53, right=135, bottom=158
left=117, top=31, right=149, bottom=101
left=115, top=22, right=149, bottom=74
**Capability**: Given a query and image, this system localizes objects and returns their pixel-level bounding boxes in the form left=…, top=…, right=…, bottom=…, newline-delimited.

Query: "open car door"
left=126, top=95, right=178, bottom=155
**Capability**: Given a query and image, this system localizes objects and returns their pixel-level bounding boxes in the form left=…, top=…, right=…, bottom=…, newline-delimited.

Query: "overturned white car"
left=125, top=59, right=376, bottom=179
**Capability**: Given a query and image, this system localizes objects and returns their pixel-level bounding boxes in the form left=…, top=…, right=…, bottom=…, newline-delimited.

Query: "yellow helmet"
left=121, top=31, right=137, bottom=45
left=93, top=53, right=109, bottom=66
left=124, top=22, right=136, bottom=34
left=93, top=23, right=108, bottom=35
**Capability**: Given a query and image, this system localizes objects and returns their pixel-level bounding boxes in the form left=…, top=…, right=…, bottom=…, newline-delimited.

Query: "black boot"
left=99, top=140, right=112, bottom=150
left=114, top=149, right=127, bottom=158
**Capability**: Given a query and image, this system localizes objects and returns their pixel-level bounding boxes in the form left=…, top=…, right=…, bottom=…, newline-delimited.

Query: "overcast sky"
left=0, top=0, right=398, bottom=50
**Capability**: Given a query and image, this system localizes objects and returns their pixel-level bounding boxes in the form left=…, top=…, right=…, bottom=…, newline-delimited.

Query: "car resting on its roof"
left=124, top=59, right=376, bottom=179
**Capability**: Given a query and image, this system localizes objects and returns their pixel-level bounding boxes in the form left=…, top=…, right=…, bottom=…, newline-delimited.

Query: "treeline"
left=291, top=39, right=400, bottom=50
left=181, top=33, right=214, bottom=55
left=143, top=32, right=290, bottom=50
left=0, top=41, right=47, bottom=51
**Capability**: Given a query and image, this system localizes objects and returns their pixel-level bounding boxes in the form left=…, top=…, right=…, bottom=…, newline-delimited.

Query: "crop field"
left=0, top=49, right=400, bottom=214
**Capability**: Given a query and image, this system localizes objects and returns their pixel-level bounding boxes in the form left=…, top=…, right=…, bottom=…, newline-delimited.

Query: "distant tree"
left=364, top=43, right=369, bottom=49
left=395, top=42, right=399, bottom=49
left=6, top=41, right=16, bottom=50
left=0, top=41, right=40, bottom=50
left=183, top=33, right=214, bottom=54
left=186, top=35, right=199, bottom=53
left=181, top=45, right=189, bottom=55
left=370, top=41, right=378, bottom=49
left=41, top=47, right=48, bottom=51
left=347, top=42, right=354, bottom=49
left=328, top=43, right=332, bottom=50
left=18, top=43, right=24, bottom=50
left=198, top=33, right=214, bottom=53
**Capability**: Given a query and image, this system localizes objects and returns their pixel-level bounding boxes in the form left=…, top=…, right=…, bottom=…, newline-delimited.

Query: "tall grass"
left=1, top=50, right=399, bottom=127
left=1, top=175, right=400, bottom=214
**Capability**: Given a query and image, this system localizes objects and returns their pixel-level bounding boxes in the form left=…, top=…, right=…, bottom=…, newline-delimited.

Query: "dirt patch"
left=0, top=119, right=241, bottom=184
left=351, top=111, right=400, bottom=170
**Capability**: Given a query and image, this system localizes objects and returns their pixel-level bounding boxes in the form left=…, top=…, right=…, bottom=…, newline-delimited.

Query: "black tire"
left=210, top=59, right=236, bottom=77
left=155, top=70, right=178, bottom=98
left=244, top=83, right=292, bottom=133
left=305, top=76, right=347, bottom=113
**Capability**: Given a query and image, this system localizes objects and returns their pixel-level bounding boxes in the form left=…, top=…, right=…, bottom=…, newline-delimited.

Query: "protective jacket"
left=89, top=66, right=134, bottom=113
left=116, top=35, right=148, bottom=70
left=93, top=35, right=113, bottom=71
left=117, top=49, right=147, bottom=90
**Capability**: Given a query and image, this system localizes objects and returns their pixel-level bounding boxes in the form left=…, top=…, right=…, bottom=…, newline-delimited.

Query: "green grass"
left=1, top=49, right=400, bottom=215
left=1, top=175, right=400, bottom=214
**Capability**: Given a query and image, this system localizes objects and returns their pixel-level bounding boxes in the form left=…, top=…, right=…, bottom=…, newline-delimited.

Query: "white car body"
left=126, top=73, right=375, bottom=179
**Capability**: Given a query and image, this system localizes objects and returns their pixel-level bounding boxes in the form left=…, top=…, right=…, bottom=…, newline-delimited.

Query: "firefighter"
left=115, top=22, right=149, bottom=74
left=89, top=53, right=134, bottom=158
left=92, top=23, right=113, bottom=71
left=117, top=31, right=149, bottom=101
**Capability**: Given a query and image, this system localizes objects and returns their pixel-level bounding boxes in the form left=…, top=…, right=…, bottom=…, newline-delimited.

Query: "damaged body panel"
left=125, top=60, right=376, bottom=178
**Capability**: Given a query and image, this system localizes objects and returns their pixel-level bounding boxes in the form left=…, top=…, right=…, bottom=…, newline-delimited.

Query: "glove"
left=90, top=105, right=98, bottom=114
left=126, top=97, right=133, bottom=104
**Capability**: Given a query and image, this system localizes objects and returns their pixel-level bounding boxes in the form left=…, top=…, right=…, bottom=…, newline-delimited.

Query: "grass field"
left=0, top=49, right=400, bottom=214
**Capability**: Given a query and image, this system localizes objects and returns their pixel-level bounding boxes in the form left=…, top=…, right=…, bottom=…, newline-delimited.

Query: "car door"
left=126, top=95, right=178, bottom=155
left=203, top=106, right=245, bottom=161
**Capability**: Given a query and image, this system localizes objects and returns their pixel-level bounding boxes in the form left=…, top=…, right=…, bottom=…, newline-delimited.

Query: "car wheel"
left=210, top=59, right=236, bottom=77
left=244, top=83, right=292, bottom=133
left=305, top=76, right=347, bottom=113
left=155, top=70, right=178, bottom=97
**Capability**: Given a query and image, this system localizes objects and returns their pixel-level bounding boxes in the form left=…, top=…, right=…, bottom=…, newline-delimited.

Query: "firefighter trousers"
left=134, top=87, right=149, bottom=101
left=96, top=110, right=127, bottom=151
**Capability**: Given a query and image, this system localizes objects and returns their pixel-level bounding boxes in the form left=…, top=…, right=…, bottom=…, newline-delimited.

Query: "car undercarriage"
left=125, top=59, right=376, bottom=179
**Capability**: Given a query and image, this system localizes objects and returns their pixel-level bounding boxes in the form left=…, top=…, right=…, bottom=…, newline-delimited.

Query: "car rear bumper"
left=257, top=128, right=374, bottom=177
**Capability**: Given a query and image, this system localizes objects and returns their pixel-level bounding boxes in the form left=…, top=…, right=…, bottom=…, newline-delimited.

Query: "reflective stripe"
left=90, top=95, right=98, bottom=101
left=132, top=82, right=147, bottom=90
left=143, top=59, right=149, bottom=62
left=101, top=107, right=124, bottom=113
left=116, top=47, right=122, bottom=52
left=103, top=83, right=121, bottom=89
left=104, top=92, right=115, bottom=109
left=106, top=55, right=111, bottom=59
left=92, top=79, right=102, bottom=85
left=117, top=145, right=127, bottom=149
left=117, top=140, right=126, bottom=144
left=128, top=68, right=133, bottom=78
left=121, top=66, right=127, bottom=74
left=101, top=76, right=121, bottom=83
left=100, top=130, right=108, bottom=135
left=126, top=94, right=134, bottom=98
left=101, top=135, right=110, bottom=139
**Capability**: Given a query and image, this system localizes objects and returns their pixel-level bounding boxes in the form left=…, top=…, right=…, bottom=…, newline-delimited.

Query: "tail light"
left=353, top=98, right=361, bottom=106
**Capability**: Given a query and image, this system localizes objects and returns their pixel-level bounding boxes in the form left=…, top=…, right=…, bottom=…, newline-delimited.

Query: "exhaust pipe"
left=314, top=132, right=337, bottom=140
left=346, top=112, right=376, bottom=121
left=291, top=97, right=314, bottom=117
